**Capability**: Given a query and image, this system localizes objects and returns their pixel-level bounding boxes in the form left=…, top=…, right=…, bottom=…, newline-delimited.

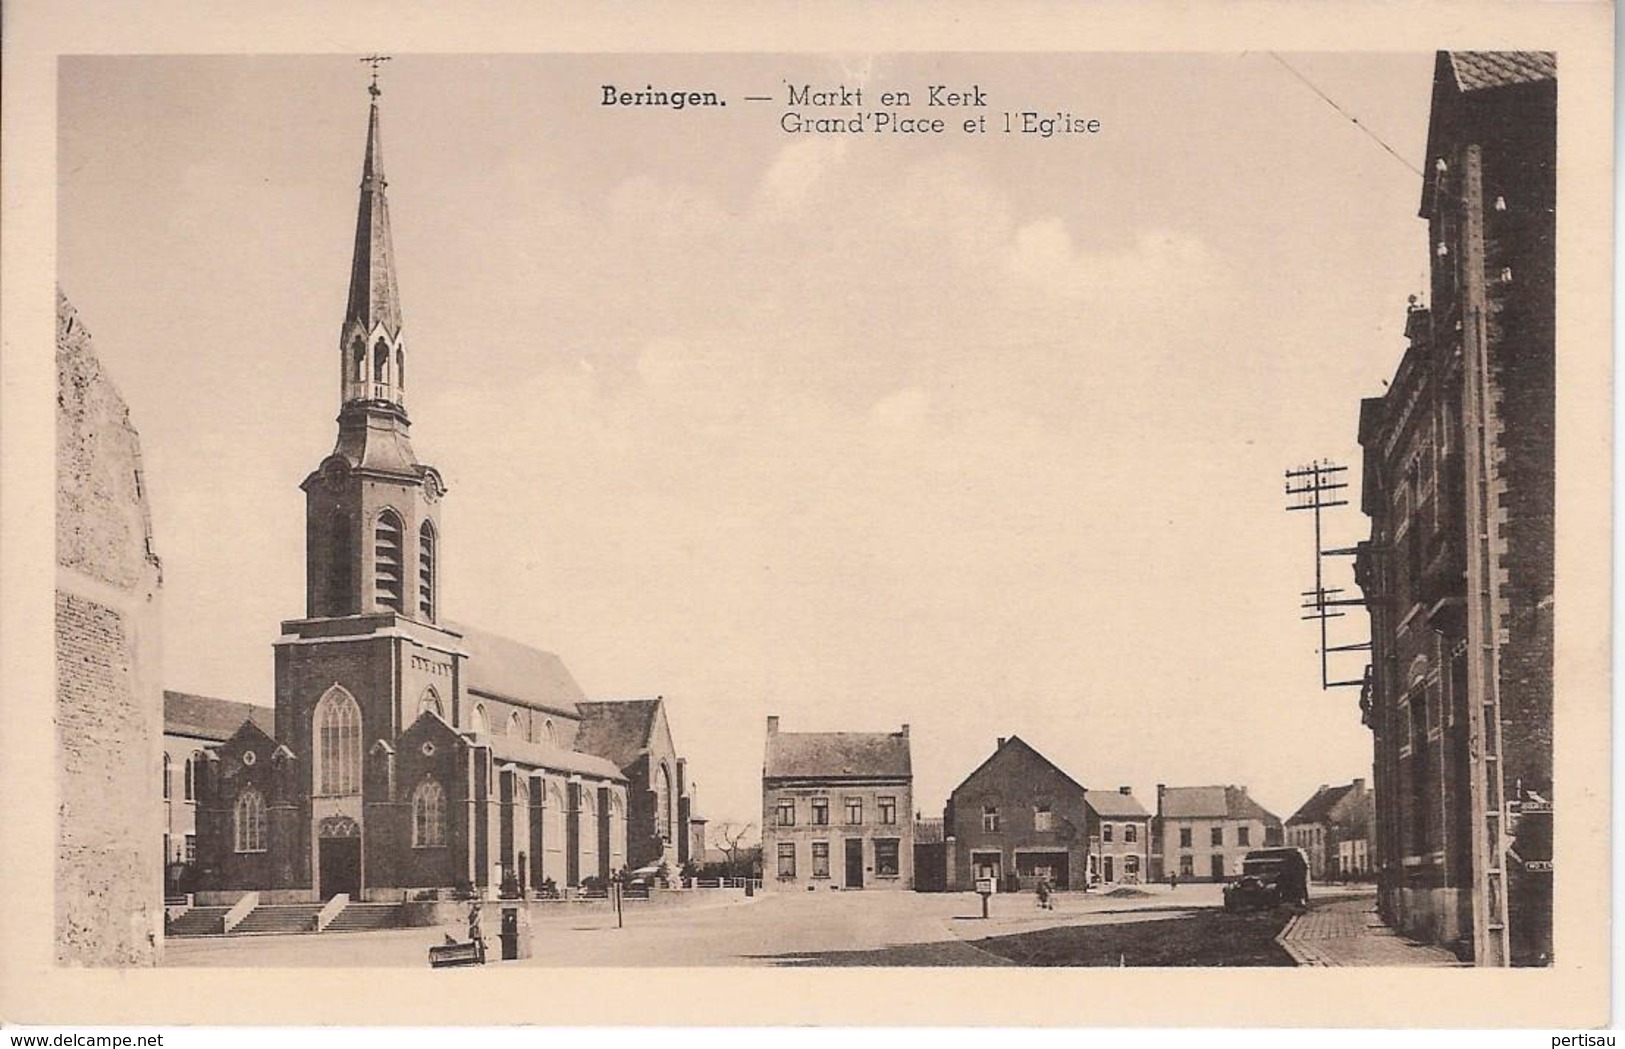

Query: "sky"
left=57, top=52, right=1438, bottom=833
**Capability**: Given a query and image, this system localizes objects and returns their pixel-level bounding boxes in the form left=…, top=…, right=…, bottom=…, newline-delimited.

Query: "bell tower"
left=301, top=70, right=446, bottom=623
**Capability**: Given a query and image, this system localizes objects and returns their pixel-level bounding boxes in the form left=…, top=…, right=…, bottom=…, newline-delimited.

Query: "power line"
left=1265, top=52, right=1424, bottom=178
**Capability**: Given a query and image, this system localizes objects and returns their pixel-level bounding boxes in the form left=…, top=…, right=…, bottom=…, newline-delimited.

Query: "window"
left=1237, top=825, right=1250, bottom=847
left=418, top=522, right=436, bottom=620
left=845, top=797, right=864, bottom=825
left=776, top=799, right=796, bottom=827
left=184, top=755, right=196, bottom=801
left=811, top=798, right=829, bottom=825
left=469, top=703, right=488, bottom=735
left=878, top=796, right=897, bottom=825
left=1178, top=854, right=1194, bottom=877
left=162, top=754, right=172, bottom=800
left=1124, top=854, right=1140, bottom=876
left=397, top=347, right=406, bottom=391
left=657, top=765, right=673, bottom=839
left=314, top=686, right=362, bottom=796
left=777, top=841, right=796, bottom=878
left=352, top=338, right=367, bottom=382
left=508, top=711, right=522, bottom=738
left=184, top=834, right=197, bottom=863
left=418, top=687, right=443, bottom=719
left=1179, top=826, right=1192, bottom=848
left=982, top=805, right=1000, bottom=832
left=874, top=838, right=900, bottom=877
left=374, top=510, right=404, bottom=612
left=1210, top=854, right=1226, bottom=879
left=1102, top=823, right=1113, bottom=843
left=812, top=841, right=830, bottom=878
left=373, top=338, right=390, bottom=383
left=1124, top=823, right=1137, bottom=844
left=413, top=779, right=447, bottom=847
left=542, top=719, right=556, bottom=746
left=1034, top=803, right=1053, bottom=832
left=1103, top=855, right=1115, bottom=882
left=234, top=789, right=266, bottom=853
left=1211, top=826, right=1224, bottom=847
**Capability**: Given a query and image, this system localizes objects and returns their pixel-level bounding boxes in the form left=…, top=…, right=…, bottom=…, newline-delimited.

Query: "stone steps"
left=230, top=903, right=324, bottom=935
left=167, top=906, right=229, bottom=937
left=323, top=903, right=406, bottom=933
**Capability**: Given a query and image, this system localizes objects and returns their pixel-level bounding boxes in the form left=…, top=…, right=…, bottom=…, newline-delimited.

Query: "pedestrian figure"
left=1169, top=872, right=1179, bottom=891
left=467, top=899, right=486, bottom=963
left=1035, top=877, right=1051, bottom=910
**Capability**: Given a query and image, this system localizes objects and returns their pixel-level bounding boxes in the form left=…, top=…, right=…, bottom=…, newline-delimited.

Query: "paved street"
left=1276, top=894, right=1463, bottom=967
left=163, top=885, right=1216, bottom=968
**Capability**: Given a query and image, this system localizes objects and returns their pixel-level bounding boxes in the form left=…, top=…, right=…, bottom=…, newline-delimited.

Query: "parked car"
left=1222, top=847, right=1310, bottom=912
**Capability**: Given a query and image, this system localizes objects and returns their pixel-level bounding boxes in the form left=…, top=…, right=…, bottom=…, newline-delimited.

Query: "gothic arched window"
left=418, top=686, right=443, bottom=719
left=397, top=346, right=406, bottom=391
left=373, top=338, right=391, bottom=384
left=234, top=789, right=267, bottom=853
left=314, top=686, right=362, bottom=796
left=542, top=719, right=556, bottom=747
left=508, top=711, right=522, bottom=738
left=417, top=521, right=436, bottom=621
left=184, top=754, right=196, bottom=801
left=656, top=764, right=673, bottom=841
left=469, top=703, right=488, bottom=736
left=412, top=779, right=446, bottom=847
left=374, top=510, right=403, bottom=612
left=352, top=338, right=367, bottom=382
left=162, top=753, right=172, bottom=801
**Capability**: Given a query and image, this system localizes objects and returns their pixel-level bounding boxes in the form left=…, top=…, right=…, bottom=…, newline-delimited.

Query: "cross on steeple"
left=360, top=54, right=391, bottom=98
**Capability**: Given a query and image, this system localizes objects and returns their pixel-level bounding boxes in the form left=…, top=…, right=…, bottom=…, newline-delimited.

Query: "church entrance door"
left=317, top=816, right=362, bottom=900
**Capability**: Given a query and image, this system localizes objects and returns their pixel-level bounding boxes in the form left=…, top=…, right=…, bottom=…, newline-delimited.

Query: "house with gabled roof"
left=762, top=716, right=913, bottom=891
left=1084, top=786, right=1152, bottom=887
left=943, top=735, right=1088, bottom=892
left=1286, top=778, right=1374, bottom=882
left=1150, top=784, right=1284, bottom=883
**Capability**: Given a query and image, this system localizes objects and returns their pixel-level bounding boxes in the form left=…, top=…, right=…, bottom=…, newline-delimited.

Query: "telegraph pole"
left=1285, top=460, right=1370, bottom=688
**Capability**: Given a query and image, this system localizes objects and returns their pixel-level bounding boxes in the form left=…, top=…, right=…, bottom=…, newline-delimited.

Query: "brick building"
left=1353, top=51, right=1554, bottom=966
left=1085, top=787, right=1151, bottom=887
left=1149, top=785, right=1283, bottom=883
left=162, top=691, right=273, bottom=896
left=943, top=736, right=1088, bottom=892
left=1284, top=779, right=1375, bottom=882
left=575, top=698, right=706, bottom=872
left=192, top=83, right=699, bottom=903
left=55, top=290, right=167, bottom=965
left=762, top=717, right=913, bottom=891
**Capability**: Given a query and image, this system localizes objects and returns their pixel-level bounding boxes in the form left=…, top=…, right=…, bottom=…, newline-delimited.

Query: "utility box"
left=499, top=905, right=532, bottom=961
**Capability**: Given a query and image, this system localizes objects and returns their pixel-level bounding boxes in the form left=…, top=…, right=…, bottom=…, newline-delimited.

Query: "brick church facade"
left=193, top=83, right=699, bottom=903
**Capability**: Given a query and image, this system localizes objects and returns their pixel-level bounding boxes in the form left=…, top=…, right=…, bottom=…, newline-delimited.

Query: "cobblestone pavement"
left=1277, top=896, right=1463, bottom=966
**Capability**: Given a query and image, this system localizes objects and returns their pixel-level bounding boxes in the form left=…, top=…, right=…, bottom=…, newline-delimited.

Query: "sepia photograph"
left=4, top=1, right=1613, bottom=1030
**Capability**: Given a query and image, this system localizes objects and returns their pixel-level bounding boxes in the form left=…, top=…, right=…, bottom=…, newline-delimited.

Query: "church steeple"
left=303, top=64, right=445, bottom=624
left=341, top=72, right=406, bottom=411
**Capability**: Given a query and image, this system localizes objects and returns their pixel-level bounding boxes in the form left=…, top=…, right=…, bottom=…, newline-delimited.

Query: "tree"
left=713, top=821, right=757, bottom=878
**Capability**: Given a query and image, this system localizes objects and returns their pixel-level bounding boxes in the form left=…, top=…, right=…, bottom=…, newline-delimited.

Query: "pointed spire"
left=344, top=77, right=402, bottom=342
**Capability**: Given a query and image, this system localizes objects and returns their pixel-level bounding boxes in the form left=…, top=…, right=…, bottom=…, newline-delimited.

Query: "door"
left=845, top=838, right=864, bottom=888
left=319, top=836, right=361, bottom=899
left=1210, top=853, right=1226, bottom=880
left=1103, top=855, right=1115, bottom=883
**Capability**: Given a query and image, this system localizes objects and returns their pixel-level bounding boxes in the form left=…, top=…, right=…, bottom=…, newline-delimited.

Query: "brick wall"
left=55, top=290, right=164, bottom=965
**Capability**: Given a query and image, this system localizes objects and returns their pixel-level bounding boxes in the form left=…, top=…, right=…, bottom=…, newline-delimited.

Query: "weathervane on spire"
left=360, top=54, right=391, bottom=98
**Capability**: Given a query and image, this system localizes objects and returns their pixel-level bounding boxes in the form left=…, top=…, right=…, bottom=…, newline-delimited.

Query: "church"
left=192, top=79, right=702, bottom=903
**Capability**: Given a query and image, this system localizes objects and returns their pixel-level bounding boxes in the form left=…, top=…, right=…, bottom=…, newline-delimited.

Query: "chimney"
left=899, top=723, right=909, bottom=738
left=1353, top=777, right=1366, bottom=794
left=996, top=737, right=1006, bottom=748
left=766, top=716, right=779, bottom=735
left=1119, top=786, right=1132, bottom=795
